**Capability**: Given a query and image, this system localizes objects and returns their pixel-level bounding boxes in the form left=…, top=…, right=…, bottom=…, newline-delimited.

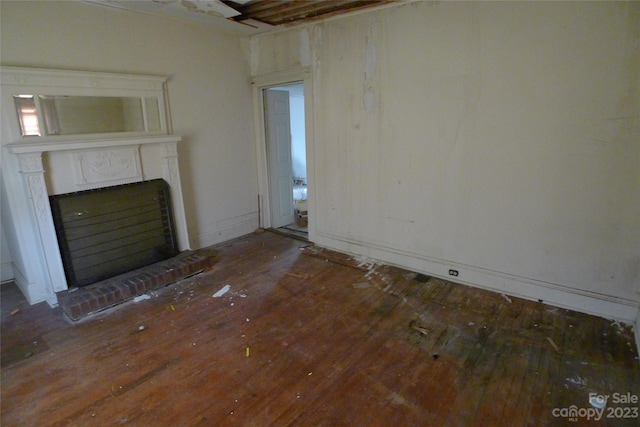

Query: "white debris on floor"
left=212, top=284, right=231, bottom=298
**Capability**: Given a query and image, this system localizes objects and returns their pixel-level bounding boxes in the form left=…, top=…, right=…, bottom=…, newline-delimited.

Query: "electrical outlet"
left=448, top=269, right=459, bottom=277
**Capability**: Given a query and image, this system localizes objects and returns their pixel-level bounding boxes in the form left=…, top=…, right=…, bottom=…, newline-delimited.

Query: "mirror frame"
left=1, top=67, right=171, bottom=143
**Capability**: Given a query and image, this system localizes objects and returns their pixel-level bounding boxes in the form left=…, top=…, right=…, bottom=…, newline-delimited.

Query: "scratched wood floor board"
left=2, top=231, right=639, bottom=426
left=242, top=292, right=405, bottom=424
left=472, top=341, right=530, bottom=426
left=286, top=337, right=433, bottom=426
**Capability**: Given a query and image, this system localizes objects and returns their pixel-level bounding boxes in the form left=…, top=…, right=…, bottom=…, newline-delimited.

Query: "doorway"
left=264, top=83, right=308, bottom=239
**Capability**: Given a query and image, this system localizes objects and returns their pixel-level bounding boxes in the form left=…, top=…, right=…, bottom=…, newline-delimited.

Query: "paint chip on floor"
left=500, top=293, right=512, bottom=304
left=213, top=284, right=231, bottom=298
left=351, top=282, right=370, bottom=289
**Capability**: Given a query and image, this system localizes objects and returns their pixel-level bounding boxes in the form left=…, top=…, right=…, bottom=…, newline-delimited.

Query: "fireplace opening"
left=50, top=179, right=179, bottom=288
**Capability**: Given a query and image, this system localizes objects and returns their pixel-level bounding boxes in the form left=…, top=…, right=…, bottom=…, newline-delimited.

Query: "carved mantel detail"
left=17, top=152, right=45, bottom=174
left=160, top=141, right=189, bottom=250
left=73, top=146, right=143, bottom=190
left=15, top=152, right=68, bottom=295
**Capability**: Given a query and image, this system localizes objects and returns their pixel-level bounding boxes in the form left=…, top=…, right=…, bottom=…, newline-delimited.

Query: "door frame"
left=252, top=67, right=315, bottom=242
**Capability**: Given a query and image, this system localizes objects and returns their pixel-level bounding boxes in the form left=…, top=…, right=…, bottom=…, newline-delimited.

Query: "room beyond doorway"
left=264, top=82, right=308, bottom=240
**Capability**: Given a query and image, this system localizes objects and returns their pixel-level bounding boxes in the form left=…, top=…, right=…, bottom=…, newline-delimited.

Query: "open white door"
left=265, top=89, right=294, bottom=228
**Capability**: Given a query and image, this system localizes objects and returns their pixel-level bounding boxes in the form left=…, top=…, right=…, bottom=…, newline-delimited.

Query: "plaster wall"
left=0, top=0, right=259, bottom=271
left=251, top=1, right=640, bottom=319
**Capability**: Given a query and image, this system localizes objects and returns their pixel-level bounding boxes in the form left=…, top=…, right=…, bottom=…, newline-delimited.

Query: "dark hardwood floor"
left=2, top=232, right=639, bottom=426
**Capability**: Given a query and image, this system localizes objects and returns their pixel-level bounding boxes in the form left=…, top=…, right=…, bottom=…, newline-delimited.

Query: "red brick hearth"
left=57, top=249, right=217, bottom=320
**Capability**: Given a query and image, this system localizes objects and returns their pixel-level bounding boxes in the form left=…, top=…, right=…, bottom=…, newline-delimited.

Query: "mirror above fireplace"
left=14, top=94, right=162, bottom=137
left=2, top=66, right=170, bottom=142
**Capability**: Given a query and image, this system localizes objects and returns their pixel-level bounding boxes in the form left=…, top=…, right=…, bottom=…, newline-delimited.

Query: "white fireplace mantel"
left=6, top=134, right=183, bottom=154
left=1, top=67, right=189, bottom=307
left=3, top=135, right=190, bottom=307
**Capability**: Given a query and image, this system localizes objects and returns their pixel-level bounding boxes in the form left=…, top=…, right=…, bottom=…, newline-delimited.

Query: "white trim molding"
left=251, top=66, right=317, bottom=243
left=315, top=229, right=640, bottom=325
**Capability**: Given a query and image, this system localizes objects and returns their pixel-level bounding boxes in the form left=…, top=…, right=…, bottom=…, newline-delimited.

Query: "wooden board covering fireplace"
left=50, top=179, right=179, bottom=288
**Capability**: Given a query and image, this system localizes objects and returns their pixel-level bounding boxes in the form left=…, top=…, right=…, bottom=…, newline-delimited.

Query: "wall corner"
left=635, top=307, right=640, bottom=360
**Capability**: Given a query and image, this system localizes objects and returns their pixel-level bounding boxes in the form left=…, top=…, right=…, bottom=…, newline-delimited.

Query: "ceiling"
left=224, top=0, right=396, bottom=26
left=86, top=0, right=398, bottom=35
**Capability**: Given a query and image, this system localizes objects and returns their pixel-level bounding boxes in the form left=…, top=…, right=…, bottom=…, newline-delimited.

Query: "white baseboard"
left=189, top=212, right=259, bottom=249
left=10, top=264, right=52, bottom=305
left=11, top=265, right=31, bottom=301
left=314, top=229, right=640, bottom=324
left=1, top=261, right=14, bottom=283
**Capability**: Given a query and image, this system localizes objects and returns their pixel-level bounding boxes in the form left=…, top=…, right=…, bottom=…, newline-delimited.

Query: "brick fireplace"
left=57, top=248, right=216, bottom=320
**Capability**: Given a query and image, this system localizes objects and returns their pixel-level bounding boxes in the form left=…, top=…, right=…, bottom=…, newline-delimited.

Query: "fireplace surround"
left=1, top=67, right=190, bottom=306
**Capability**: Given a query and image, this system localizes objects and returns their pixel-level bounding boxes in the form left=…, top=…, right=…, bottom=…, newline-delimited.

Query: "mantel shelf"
left=6, top=134, right=182, bottom=154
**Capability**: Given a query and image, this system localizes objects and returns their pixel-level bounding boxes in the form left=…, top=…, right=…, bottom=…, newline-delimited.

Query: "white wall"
left=1, top=221, right=14, bottom=283
left=251, top=1, right=640, bottom=321
left=0, top=1, right=258, bottom=262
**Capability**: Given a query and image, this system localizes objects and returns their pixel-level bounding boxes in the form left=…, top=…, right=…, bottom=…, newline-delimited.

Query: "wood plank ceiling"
left=223, top=0, right=397, bottom=26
